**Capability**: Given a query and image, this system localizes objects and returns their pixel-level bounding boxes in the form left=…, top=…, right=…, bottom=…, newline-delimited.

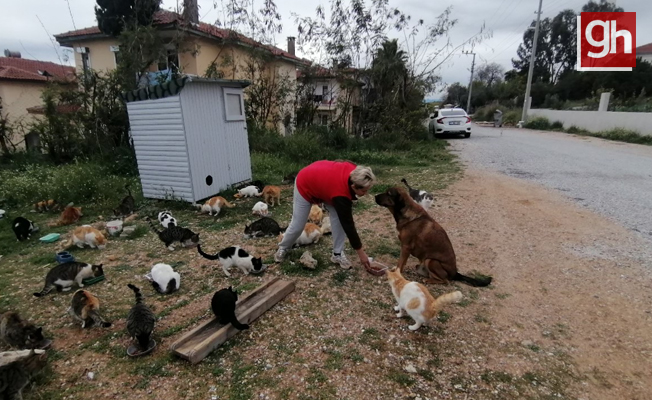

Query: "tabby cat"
left=243, top=217, right=284, bottom=238
left=0, top=349, right=47, bottom=400
left=114, top=185, right=136, bottom=217
left=147, top=218, right=200, bottom=251
left=67, top=290, right=112, bottom=328
left=33, top=262, right=104, bottom=298
left=11, top=217, right=36, bottom=242
left=126, top=284, right=156, bottom=351
left=0, top=312, right=46, bottom=349
left=211, top=287, right=249, bottom=330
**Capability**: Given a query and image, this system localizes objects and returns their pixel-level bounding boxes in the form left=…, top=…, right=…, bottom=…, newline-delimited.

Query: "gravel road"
left=448, top=125, right=652, bottom=242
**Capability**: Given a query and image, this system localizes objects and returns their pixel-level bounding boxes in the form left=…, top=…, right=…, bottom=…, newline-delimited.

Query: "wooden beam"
left=169, top=277, right=295, bottom=364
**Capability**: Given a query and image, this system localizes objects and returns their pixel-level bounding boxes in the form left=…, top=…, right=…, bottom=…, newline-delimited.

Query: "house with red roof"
left=636, top=42, right=652, bottom=65
left=0, top=52, right=75, bottom=149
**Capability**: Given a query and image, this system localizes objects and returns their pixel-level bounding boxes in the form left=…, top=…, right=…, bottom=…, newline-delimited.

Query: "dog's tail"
left=197, top=244, right=220, bottom=260
left=401, top=178, right=412, bottom=191
left=453, top=272, right=492, bottom=287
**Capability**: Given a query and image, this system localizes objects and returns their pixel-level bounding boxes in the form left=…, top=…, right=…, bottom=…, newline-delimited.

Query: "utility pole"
left=463, top=51, right=476, bottom=114
left=521, top=0, right=544, bottom=124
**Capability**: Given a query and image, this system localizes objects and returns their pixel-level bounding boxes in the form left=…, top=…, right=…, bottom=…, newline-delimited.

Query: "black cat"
left=211, top=287, right=249, bottom=330
left=243, top=217, right=284, bottom=238
left=11, top=217, right=37, bottom=241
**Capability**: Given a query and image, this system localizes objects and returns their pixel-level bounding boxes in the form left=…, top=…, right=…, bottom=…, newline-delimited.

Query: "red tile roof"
left=636, top=42, right=652, bottom=54
left=0, top=57, right=75, bottom=82
left=55, top=9, right=307, bottom=64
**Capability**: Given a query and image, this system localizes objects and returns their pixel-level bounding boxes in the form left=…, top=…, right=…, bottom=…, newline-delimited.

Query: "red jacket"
left=296, top=160, right=356, bottom=205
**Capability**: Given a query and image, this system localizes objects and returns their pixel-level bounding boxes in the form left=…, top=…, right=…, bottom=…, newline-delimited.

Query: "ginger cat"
left=308, top=204, right=323, bottom=224
left=262, top=185, right=281, bottom=206
left=67, top=225, right=107, bottom=249
left=197, top=196, right=235, bottom=216
left=51, top=205, right=82, bottom=226
left=278, top=222, right=322, bottom=247
left=386, top=267, right=463, bottom=331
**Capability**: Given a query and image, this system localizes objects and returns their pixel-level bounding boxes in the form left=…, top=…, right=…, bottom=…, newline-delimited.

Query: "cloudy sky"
left=2, top=0, right=650, bottom=98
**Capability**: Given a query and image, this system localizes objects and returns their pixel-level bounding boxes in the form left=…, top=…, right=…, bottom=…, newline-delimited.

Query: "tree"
left=476, top=63, right=504, bottom=87
left=581, top=0, right=623, bottom=12
left=444, top=82, right=468, bottom=107
left=95, top=0, right=162, bottom=37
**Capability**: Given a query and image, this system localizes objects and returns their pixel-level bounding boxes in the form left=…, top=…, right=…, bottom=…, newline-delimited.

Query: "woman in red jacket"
left=274, top=160, right=376, bottom=270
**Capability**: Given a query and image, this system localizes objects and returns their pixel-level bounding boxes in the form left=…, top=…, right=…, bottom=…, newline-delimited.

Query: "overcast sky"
left=1, top=0, right=650, bottom=98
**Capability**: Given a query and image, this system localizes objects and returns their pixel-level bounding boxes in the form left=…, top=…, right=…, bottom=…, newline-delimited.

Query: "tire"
left=464, top=132, right=471, bottom=138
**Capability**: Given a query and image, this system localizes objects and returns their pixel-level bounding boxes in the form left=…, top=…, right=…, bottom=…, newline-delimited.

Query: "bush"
left=503, top=110, right=521, bottom=126
left=566, top=125, right=587, bottom=134
left=550, top=121, right=564, bottom=130
left=524, top=117, right=551, bottom=130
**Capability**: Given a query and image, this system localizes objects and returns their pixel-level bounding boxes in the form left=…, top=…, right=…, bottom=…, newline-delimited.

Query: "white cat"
left=252, top=201, right=269, bottom=217
left=158, top=211, right=177, bottom=228
left=197, top=245, right=265, bottom=276
left=145, top=263, right=180, bottom=294
left=235, top=185, right=261, bottom=198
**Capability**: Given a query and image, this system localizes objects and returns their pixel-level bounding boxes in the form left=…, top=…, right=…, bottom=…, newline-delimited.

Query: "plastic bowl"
left=82, top=275, right=105, bottom=286
left=39, top=233, right=61, bottom=243
left=56, top=251, right=75, bottom=264
left=106, top=220, right=124, bottom=236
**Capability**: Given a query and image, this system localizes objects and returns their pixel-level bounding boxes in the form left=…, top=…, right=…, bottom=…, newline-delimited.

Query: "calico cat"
left=308, top=204, right=323, bottom=224
left=33, top=199, right=61, bottom=213
left=147, top=218, right=200, bottom=251
left=52, top=205, right=83, bottom=227
left=196, top=196, right=235, bottom=216
left=11, top=217, right=36, bottom=241
left=0, top=312, right=46, bottom=349
left=126, top=284, right=156, bottom=351
left=33, top=262, right=104, bottom=297
left=386, top=267, right=463, bottom=331
left=66, top=225, right=107, bottom=249
left=157, top=211, right=177, bottom=228
left=198, top=245, right=264, bottom=276
left=401, top=178, right=434, bottom=209
left=145, top=263, right=180, bottom=294
left=278, top=223, right=322, bottom=247
left=243, top=217, right=284, bottom=238
left=67, top=290, right=112, bottom=328
left=251, top=201, right=269, bottom=217
left=114, top=185, right=136, bottom=217
left=211, top=287, right=249, bottom=330
left=262, top=186, right=281, bottom=206
left=0, top=349, right=47, bottom=400
left=234, top=186, right=261, bottom=198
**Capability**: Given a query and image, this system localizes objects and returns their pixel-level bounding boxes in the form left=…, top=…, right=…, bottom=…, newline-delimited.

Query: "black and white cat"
left=145, top=263, right=180, bottom=294
left=157, top=211, right=177, bottom=229
left=12, top=217, right=37, bottom=241
left=197, top=245, right=265, bottom=276
left=401, top=178, right=434, bottom=209
left=147, top=218, right=199, bottom=251
left=33, top=262, right=104, bottom=297
left=243, top=217, right=284, bottom=238
left=211, top=287, right=249, bottom=330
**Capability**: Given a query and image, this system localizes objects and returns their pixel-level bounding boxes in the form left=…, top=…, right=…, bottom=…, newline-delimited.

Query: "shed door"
left=222, top=88, right=252, bottom=184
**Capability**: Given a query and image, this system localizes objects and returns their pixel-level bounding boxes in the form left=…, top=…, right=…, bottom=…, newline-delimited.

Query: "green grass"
left=388, top=369, right=416, bottom=387
left=525, top=117, right=652, bottom=146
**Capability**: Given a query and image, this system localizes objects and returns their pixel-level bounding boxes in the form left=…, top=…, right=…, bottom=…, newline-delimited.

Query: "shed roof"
left=121, top=75, right=250, bottom=103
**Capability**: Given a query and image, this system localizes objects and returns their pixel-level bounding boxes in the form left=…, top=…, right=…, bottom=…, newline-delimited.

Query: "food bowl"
left=39, top=233, right=61, bottom=243
left=106, top=220, right=123, bottom=236
left=82, top=275, right=105, bottom=286
left=366, top=258, right=390, bottom=276
left=56, top=251, right=75, bottom=264
left=127, top=339, right=156, bottom=357
left=0, top=209, right=5, bottom=219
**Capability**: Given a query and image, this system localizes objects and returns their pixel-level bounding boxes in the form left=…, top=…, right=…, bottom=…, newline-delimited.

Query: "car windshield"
left=440, top=109, right=467, bottom=117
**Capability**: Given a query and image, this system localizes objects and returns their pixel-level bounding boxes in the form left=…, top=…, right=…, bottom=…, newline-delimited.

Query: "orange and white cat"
left=196, top=196, right=235, bottom=216
left=51, top=205, right=82, bottom=226
left=67, top=225, right=107, bottom=249
left=308, top=204, right=323, bottom=224
left=278, top=222, right=322, bottom=247
left=386, top=267, right=463, bottom=331
left=262, top=185, right=281, bottom=206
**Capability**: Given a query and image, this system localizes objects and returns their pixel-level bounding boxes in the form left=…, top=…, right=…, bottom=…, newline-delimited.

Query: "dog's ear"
left=391, top=187, right=406, bottom=211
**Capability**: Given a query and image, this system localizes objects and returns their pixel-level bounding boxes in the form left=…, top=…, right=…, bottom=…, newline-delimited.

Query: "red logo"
left=577, top=12, right=636, bottom=71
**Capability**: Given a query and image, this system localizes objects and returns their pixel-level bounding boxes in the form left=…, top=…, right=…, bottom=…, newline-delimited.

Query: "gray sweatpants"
left=278, top=185, right=347, bottom=254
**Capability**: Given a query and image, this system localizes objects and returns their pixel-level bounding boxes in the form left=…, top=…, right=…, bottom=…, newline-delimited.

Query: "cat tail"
left=401, top=178, right=412, bottom=191
left=127, top=284, right=144, bottom=304
left=433, top=291, right=464, bottom=309
left=222, top=199, right=236, bottom=208
left=229, top=312, right=249, bottom=330
left=453, top=272, right=492, bottom=287
left=197, top=244, right=220, bottom=260
left=33, top=284, right=53, bottom=298
left=146, top=217, right=161, bottom=234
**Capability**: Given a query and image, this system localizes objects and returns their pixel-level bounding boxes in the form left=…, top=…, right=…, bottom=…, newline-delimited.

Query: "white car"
left=428, top=108, right=472, bottom=138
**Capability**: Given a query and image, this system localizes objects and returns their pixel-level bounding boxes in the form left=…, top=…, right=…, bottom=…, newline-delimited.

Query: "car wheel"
left=464, top=132, right=471, bottom=138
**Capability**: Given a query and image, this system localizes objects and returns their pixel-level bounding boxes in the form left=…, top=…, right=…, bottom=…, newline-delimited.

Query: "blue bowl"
left=56, top=252, right=75, bottom=264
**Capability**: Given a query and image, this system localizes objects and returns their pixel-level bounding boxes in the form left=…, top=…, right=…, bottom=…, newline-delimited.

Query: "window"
left=223, top=88, right=245, bottom=121
left=322, top=85, right=329, bottom=102
left=158, top=50, right=179, bottom=72
left=110, top=45, right=121, bottom=67
left=440, top=109, right=467, bottom=117
left=320, top=114, right=329, bottom=126
left=81, top=53, right=91, bottom=72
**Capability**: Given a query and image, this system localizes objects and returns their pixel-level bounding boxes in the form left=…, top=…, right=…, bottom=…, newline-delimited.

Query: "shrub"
left=550, top=121, right=564, bottom=130
left=565, top=125, right=586, bottom=134
left=525, top=117, right=551, bottom=130
left=503, top=110, right=521, bottom=126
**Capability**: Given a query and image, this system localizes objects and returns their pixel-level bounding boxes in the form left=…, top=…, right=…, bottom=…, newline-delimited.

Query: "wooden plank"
left=170, top=277, right=295, bottom=364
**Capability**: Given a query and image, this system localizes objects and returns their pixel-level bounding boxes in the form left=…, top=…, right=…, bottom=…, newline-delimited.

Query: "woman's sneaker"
left=274, top=249, right=287, bottom=263
left=331, top=253, right=352, bottom=269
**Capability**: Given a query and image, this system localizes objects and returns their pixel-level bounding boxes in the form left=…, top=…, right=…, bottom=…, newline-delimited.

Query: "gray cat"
left=0, top=312, right=46, bottom=350
left=0, top=349, right=47, bottom=400
left=33, top=262, right=104, bottom=298
left=126, top=284, right=156, bottom=351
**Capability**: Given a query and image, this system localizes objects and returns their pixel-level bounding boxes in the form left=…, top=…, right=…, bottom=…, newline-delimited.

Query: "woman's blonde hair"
left=350, top=165, right=376, bottom=189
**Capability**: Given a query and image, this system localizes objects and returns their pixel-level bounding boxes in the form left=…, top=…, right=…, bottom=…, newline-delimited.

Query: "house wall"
left=528, top=108, right=652, bottom=136
left=70, top=38, right=119, bottom=73
left=0, top=80, right=46, bottom=148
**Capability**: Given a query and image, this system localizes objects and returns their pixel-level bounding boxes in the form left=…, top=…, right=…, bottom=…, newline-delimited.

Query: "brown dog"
left=375, top=187, right=491, bottom=286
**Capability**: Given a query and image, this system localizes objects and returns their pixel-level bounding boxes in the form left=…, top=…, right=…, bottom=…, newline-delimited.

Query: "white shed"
left=123, top=76, right=252, bottom=203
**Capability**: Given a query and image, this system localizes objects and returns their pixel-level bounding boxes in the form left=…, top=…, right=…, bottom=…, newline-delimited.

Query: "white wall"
left=528, top=109, right=652, bottom=136
left=640, top=54, right=652, bottom=64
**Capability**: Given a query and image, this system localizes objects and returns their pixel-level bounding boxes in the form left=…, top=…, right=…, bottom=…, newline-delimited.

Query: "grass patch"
left=123, top=224, right=149, bottom=240
left=481, top=370, right=514, bottom=384
left=331, top=270, right=352, bottom=286
left=388, top=369, right=416, bottom=387
left=437, top=311, right=451, bottom=323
